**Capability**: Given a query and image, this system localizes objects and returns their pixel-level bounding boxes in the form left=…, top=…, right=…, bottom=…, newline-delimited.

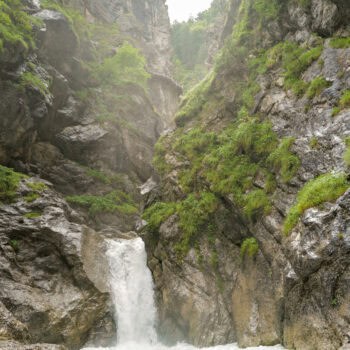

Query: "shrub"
left=94, top=43, right=150, bottom=89
left=332, top=107, right=341, bottom=118
left=344, top=138, right=350, bottom=167
left=282, top=43, right=323, bottom=96
left=144, top=193, right=219, bottom=257
left=240, top=237, right=259, bottom=258
left=24, top=192, right=40, bottom=203
left=66, top=190, right=138, bottom=216
left=267, top=137, right=300, bottom=183
left=252, top=0, right=279, bottom=21
left=27, top=181, right=47, bottom=192
left=24, top=181, right=47, bottom=202
left=297, top=0, right=311, bottom=8
left=283, top=173, right=350, bottom=234
left=9, top=239, right=19, bottom=252
left=243, top=189, right=271, bottom=221
left=339, top=90, right=350, bottom=109
left=309, top=137, right=319, bottom=149
left=306, top=77, right=331, bottom=99
left=0, top=0, right=37, bottom=54
left=330, top=37, right=350, bottom=49
left=175, top=71, right=214, bottom=127
left=332, top=90, right=350, bottom=116
left=19, top=72, right=50, bottom=96
left=0, top=165, right=25, bottom=203
left=24, top=212, right=42, bottom=219
left=85, top=168, right=111, bottom=185
left=142, top=202, right=177, bottom=233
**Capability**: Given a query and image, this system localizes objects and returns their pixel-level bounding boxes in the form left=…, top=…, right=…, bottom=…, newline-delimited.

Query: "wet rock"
left=34, top=10, right=78, bottom=74
left=0, top=341, right=66, bottom=350
left=0, top=179, right=115, bottom=349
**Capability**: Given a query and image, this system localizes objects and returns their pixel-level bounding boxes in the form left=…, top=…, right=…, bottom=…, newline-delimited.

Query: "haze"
left=166, top=0, right=212, bottom=22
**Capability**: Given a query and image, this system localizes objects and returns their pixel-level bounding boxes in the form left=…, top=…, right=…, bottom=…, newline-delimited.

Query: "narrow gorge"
left=0, top=0, right=349, bottom=350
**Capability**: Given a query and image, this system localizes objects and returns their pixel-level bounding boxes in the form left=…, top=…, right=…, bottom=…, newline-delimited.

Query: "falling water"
left=83, top=237, right=284, bottom=350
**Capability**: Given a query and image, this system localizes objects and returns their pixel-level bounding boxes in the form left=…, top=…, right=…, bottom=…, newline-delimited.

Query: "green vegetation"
left=0, top=0, right=38, bottom=54
left=85, top=167, right=124, bottom=186
left=306, top=77, right=330, bottom=99
left=24, top=192, right=40, bottom=203
left=40, top=0, right=89, bottom=40
left=332, top=90, right=350, bottom=116
left=86, top=168, right=111, bottom=184
left=280, top=43, right=323, bottom=96
left=27, top=182, right=47, bottom=192
left=330, top=37, right=350, bottom=49
left=93, top=43, right=150, bottom=89
left=24, top=212, right=42, bottom=219
left=240, top=238, right=259, bottom=258
left=338, top=232, right=344, bottom=240
left=0, top=165, right=25, bottom=203
left=175, top=192, right=219, bottom=256
left=19, top=72, right=50, bottom=96
left=267, top=137, right=300, bottom=183
left=143, top=193, right=219, bottom=257
left=297, top=0, right=311, bottom=8
left=332, top=106, right=341, bottom=117
left=344, top=138, right=350, bottom=167
left=309, top=137, right=319, bottom=149
left=283, top=173, right=350, bottom=234
left=175, top=71, right=214, bottom=126
left=142, top=202, right=177, bottom=233
left=171, top=0, right=228, bottom=90
left=243, top=190, right=272, bottom=220
left=146, top=0, right=326, bottom=260
left=9, top=239, right=19, bottom=252
left=150, top=121, right=300, bottom=254
left=66, top=191, right=138, bottom=217
left=339, top=90, right=350, bottom=109
left=24, top=181, right=47, bottom=202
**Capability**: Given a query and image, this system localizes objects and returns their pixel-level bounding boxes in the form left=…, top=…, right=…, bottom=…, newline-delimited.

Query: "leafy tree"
left=94, top=43, right=150, bottom=89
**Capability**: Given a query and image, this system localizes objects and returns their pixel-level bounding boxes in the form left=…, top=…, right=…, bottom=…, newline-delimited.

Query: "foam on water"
left=83, top=238, right=284, bottom=350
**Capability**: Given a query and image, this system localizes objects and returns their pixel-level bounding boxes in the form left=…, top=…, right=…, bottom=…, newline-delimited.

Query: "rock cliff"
left=0, top=0, right=178, bottom=348
left=2, top=0, right=350, bottom=349
left=143, top=0, right=350, bottom=349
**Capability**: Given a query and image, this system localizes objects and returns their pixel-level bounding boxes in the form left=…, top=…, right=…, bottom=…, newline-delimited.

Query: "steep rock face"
left=143, top=0, right=350, bottom=349
left=0, top=178, right=114, bottom=349
left=83, top=0, right=181, bottom=122
left=0, top=0, right=178, bottom=348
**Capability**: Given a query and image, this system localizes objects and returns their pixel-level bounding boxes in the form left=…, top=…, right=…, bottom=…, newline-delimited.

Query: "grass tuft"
left=283, top=173, right=350, bottom=235
left=241, top=237, right=259, bottom=258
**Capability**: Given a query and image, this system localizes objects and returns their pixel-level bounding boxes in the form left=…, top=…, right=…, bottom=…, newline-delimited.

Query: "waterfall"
left=83, top=237, right=284, bottom=350
left=106, top=238, right=157, bottom=345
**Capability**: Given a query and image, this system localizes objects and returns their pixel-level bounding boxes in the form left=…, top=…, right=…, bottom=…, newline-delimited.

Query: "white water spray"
left=83, top=237, right=284, bottom=350
left=106, top=238, right=157, bottom=345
